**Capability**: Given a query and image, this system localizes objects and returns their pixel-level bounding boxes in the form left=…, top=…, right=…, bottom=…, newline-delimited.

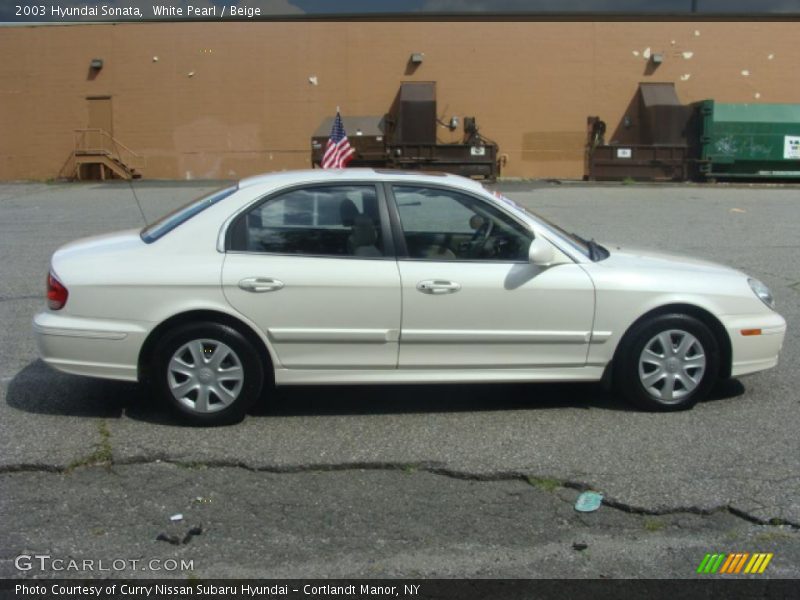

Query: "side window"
left=393, top=186, right=532, bottom=261
left=230, top=185, right=385, bottom=258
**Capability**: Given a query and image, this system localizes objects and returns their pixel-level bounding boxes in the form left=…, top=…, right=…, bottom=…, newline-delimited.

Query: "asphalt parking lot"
left=0, top=179, right=798, bottom=579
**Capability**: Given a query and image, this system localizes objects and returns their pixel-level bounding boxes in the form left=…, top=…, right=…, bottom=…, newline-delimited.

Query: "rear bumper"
left=722, top=312, right=787, bottom=377
left=33, top=311, right=148, bottom=382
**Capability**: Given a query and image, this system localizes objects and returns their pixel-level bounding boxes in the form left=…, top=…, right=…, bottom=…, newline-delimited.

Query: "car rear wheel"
left=152, top=322, right=263, bottom=425
left=615, top=313, right=720, bottom=411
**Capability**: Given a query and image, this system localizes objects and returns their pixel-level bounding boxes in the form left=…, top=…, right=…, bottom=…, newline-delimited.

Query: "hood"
left=601, top=244, right=744, bottom=277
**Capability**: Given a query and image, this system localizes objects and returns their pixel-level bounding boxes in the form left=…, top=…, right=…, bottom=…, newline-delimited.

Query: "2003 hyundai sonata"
left=33, top=170, right=786, bottom=424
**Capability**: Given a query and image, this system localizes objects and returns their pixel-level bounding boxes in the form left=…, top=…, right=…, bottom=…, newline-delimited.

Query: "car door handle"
left=238, top=277, right=284, bottom=293
left=416, top=280, right=461, bottom=295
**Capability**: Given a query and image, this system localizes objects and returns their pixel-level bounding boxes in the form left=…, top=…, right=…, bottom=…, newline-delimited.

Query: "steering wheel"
left=469, top=218, right=494, bottom=258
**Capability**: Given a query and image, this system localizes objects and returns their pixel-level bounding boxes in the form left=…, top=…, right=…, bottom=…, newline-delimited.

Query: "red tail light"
left=47, top=271, right=68, bottom=310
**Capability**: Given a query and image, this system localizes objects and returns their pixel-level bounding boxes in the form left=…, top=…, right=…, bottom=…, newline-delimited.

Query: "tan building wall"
left=1, top=20, right=798, bottom=180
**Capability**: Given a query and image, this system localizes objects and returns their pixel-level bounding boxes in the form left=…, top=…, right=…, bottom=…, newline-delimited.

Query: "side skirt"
left=274, top=366, right=606, bottom=386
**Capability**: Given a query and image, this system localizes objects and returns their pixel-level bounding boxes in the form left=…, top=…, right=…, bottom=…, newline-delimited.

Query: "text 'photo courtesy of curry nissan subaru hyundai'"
left=33, top=169, right=786, bottom=425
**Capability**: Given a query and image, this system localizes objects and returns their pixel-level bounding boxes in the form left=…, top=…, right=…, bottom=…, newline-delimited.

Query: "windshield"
left=141, top=185, right=238, bottom=243
left=488, top=191, right=594, bottom=258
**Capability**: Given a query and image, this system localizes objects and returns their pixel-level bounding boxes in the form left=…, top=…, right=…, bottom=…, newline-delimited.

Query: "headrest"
left=339, top=198, right=359, bottom=226
left=351, top=215, right=377, bottom=246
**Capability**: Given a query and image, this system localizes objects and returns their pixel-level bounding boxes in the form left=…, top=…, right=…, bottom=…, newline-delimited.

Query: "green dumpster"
left=699, top=100, right=800, bottom=179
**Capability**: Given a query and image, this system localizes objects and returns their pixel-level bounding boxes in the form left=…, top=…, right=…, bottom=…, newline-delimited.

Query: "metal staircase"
left=73, top=129, right=144, bottom=180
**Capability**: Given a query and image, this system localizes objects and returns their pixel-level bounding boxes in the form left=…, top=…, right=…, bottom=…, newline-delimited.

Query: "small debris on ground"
left=170, top=513, right=183, bottom=522
left=182, top=524, right=203, bottom=545
left=572, top=542, right=588, bottom=551
left=157, top=523, right=203, bottom=545
left=575, top=491, right=604, bottom=512
left=156, top=532, right=181, bottom=545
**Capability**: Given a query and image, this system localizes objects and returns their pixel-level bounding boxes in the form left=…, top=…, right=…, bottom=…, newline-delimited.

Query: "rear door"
left=222, top=183, right=401, bottom=369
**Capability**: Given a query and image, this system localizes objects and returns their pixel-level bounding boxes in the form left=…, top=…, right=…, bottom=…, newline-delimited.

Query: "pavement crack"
left=1, top=457, right=798, bottom=530
left=0, top=463, right=64, bottom=474
left=64, top=420, right=113, bottom=472
left=599, top=496, right=799, bottom=528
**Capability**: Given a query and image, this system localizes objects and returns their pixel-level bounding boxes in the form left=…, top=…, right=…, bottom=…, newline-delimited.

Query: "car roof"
left=238, top=168, right=488, bottom=194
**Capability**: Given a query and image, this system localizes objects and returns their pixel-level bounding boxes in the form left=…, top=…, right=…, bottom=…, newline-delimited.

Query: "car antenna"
left=111, top=137, right=148, bottom=226
left=128, top=178, right=148, bottom=226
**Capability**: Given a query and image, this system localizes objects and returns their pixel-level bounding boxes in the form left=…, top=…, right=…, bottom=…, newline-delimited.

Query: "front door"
left=222, top=184, right=401, bottom=369
left=390, top=184, right=595, bottom=369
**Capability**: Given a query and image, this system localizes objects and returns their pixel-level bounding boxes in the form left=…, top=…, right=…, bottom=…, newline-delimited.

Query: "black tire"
left=151, top=322, right=264, bottom=425
left=615, top=313, right=720, bottom=412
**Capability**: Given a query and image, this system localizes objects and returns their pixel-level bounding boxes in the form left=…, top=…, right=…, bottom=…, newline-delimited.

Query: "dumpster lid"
left=640, top=82, right=681, bottom=107
left=313, top=115, right=385, bottom=137
left=400, top=81, right=436, bottom=102
left=711, top=103, right=800, bottom=124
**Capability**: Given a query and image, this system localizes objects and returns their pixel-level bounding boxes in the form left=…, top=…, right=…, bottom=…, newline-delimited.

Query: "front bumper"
left=33, top=311, right=148, bottom=382
left=722, top=312, right=787, bottom=377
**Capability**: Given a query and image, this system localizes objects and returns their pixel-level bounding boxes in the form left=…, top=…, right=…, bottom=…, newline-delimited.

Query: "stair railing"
left=73, top=129, right=145, bottom=172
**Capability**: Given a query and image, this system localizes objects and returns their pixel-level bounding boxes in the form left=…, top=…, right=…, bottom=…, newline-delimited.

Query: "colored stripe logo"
left=697, top=552, right=773, bottom=574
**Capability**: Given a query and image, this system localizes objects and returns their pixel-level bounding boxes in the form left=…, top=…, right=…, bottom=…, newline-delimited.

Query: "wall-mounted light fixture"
left=651, top=53, right=664, bottom=65
left=90, top=58, right=104, bottom=70
left=410, top=52, right=424, bottom=65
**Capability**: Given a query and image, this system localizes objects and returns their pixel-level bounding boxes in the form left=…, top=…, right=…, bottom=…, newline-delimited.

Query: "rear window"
left=140, top=185, right=238, bottom=243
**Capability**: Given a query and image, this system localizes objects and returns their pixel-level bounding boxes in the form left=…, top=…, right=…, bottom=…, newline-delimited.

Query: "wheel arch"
left=604, top=302, right=732, bottom=386
left=138, top=309, right=276, bottom=385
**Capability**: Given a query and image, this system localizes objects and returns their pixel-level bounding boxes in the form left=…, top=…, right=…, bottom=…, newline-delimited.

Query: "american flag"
left=322, top=111, right=355, bottom=169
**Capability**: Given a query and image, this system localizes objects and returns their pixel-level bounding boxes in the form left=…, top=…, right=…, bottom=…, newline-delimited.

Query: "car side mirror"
left=528, top=237, right=555, bottom=266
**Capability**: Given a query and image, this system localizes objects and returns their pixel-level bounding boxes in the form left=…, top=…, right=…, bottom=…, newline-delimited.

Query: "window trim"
left=384, top=182, right=536, bottom=264
left=224, top=182, right=396, bottom=260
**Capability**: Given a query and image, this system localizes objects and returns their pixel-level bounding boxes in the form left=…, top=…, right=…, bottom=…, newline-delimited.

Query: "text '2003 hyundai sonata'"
left=34, top=170, right=786, bottom=424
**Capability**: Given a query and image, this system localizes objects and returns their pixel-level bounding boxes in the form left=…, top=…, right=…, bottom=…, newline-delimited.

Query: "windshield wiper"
left=571, top=232, right=602, bottom=261
left=586, top=238, right=600, bottom=261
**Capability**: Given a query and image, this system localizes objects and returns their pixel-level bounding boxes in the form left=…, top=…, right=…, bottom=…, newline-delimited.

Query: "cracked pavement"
left=1, top=181, right=798, bottom=578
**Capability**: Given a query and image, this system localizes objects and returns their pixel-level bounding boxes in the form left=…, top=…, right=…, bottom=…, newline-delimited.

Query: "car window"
left=141, top=185, right=237, bottom=243
left=229, top=185, right=385, bottom=258
left=393, top=186, right=532, bottom=261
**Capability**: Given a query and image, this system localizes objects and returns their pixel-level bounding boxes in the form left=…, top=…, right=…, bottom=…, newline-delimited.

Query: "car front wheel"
left=152, top=322, right=264, bottom=425
left=615, top=313, right=720, bottom=411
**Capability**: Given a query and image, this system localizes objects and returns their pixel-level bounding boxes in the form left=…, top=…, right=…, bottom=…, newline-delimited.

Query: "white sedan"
left=33, top=170, right=786, bottom=424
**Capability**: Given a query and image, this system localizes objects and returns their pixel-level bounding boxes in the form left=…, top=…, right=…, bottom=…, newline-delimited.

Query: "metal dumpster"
left=390, top=142, right=498, bottom=179
left=311, top=82, right=500, bottom=180
left=587, top=83, right=698, bottom=182
left=588, top=144, right=691, bottom=181
left=699, top=100, right=800, bottom=179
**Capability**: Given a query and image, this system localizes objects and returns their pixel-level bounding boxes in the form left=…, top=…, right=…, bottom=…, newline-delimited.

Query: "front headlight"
left=748, top=278, right=776, bottom=310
